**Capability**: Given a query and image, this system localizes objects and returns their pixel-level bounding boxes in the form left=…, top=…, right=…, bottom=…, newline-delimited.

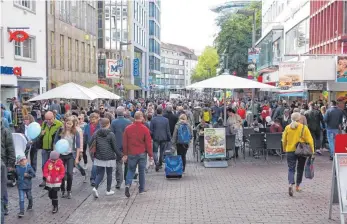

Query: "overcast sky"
left=161, top=0, right=227, bottom=55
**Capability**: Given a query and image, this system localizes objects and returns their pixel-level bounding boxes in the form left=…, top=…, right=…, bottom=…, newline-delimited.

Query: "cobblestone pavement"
left=4, top=149, right=344, bottom=224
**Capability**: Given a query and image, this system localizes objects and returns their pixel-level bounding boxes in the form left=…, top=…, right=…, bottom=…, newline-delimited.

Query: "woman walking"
left=90, top=118, right=122, bottom=198
left=54, top=116, right=81, bottom=199
left=282, top=112, right=314, bottom=196
left=72, top=116, right=87, bottom=181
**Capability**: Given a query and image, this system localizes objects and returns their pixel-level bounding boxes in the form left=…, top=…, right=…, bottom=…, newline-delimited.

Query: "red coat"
left=43, top=159, right=65, bottom=188
left=261, top=106, right=270, bottom=119
left=237, top=108, right=246, bottom=119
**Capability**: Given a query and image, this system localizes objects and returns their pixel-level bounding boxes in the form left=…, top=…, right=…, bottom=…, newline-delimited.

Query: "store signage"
left=8, top=30, right=29, bottom=42
left=0, top=66, right=22, bottom=77
left=278, top=62, right=303, bottom=90
left=306, top=82, right=326, bottom=90
left=133, top=58, right=139, bottom=77
left=105, top=59, right=121, bottom=79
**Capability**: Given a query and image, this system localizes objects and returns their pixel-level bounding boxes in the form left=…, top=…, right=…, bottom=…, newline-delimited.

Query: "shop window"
left=14, top=36, right=36, bottom=60
left=14, top=0, right=36, bottom=12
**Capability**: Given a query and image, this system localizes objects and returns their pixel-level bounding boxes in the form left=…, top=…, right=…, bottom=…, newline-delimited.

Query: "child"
left=43, top=151, right=65, bottom=213
left=15, top=155, right=35, bottom=218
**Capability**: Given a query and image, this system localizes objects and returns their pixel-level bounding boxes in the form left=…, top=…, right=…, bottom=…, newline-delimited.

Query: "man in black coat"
left=163, top=105, right=178, bottom=137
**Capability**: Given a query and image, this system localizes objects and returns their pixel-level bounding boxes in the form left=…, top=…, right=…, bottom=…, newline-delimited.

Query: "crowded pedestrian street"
left=3, top=150, right=340, bottom=224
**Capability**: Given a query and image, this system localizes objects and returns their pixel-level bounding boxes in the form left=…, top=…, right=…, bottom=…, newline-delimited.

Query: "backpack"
left=177, top=123, right=191, bottom=144
left=203, top=110, right=210, bottom=122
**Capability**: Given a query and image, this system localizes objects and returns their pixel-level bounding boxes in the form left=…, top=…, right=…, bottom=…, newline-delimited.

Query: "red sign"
left=8, top=31, right=29, bottom=42
left=335, top=134, right=347, bottom=154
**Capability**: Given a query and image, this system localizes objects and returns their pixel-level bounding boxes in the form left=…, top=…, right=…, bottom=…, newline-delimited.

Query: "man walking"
left=164, top=105, right=178, bottom=136
left=123, top=112, right=153, bottom=198
left=150, top=107, right=171, bottom=172
left=111, top=106, right=131, bottom=189
left=324, top=100, right=344, bottom=160
left=305, top=102, right=325, bottom=155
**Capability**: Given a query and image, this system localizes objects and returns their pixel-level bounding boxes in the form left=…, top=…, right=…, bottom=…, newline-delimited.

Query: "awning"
left=124, top=84, right=141, bottom=90
left=279, top=92, right=307, bottom=97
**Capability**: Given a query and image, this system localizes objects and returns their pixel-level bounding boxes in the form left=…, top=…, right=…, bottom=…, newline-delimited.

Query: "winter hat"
left=50, top=151, right=60, bottom=160
left=16, top=155, right=26, bottom=164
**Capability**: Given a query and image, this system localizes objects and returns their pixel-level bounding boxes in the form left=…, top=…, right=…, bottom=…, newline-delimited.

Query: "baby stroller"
left=8, top=133, right=28, bottom=187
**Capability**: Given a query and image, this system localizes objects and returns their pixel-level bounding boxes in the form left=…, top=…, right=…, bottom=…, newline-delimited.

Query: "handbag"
left=305, top=157, right=315, bottom=179
left=294, top=125, right=313, bottom=157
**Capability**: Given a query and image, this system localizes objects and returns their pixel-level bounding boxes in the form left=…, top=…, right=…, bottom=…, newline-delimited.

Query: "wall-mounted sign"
left=133, top=58, right=139, bottom=77
left=278, top=62, right=303, bottom=90
left=336, top=56, right=347, bottom=83
left=0, top=66, right=22, bottom=76
left=306, top=82, right=326, bottom=91
left=8, top=30, right=29, bottom=42
left=105, top=59, right=121, bottom=79
left=248, top=48, right=260, bottom=64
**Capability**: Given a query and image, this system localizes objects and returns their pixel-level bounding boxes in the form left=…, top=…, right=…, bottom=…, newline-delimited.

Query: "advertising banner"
left=248, top=48, right=260, bottom=64
left=133, top=58, right=140, bottom=77
left=337, top=56, right=347, bottom=83
left=278, top=62, right=304, bottom=90
left=106, top=59, right=121, bottom=79
left=204, top=128, right=226, bottom=159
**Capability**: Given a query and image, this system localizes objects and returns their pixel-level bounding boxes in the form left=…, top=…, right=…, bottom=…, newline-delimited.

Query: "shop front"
left=0, top=65, right=22, bottom=108
left=306, top=81, right=327, bottom=102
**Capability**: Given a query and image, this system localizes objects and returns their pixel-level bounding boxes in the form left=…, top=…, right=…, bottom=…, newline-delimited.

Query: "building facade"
left=159, top=43, right=197, bottom=91
left=310, top=0, right=347, bottom=54
left=47, top=1, right=98, bottom=89
left=148, top=0, right=161, bottom=89
left=0, top=0, right=46, bottom=105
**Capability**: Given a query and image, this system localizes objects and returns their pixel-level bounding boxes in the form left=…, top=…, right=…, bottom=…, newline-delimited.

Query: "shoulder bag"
left=294, top=125, right=313, bottom=157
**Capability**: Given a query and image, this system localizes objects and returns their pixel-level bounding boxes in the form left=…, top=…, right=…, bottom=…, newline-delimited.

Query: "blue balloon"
left=55, top=139, right=69, bottom=154
left=27, top=122, right=41, bottom=140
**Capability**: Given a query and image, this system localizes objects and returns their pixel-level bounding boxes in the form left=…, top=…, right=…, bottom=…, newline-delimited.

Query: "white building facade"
left=0, top=0, right=46, bottom=106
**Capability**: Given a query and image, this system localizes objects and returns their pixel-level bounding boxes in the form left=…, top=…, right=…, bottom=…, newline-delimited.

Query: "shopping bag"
left=305, top=157, right=315, bottom=179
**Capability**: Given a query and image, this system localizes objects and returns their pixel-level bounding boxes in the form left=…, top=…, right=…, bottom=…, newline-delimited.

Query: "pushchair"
left=8, top=133, right=28, bottom=187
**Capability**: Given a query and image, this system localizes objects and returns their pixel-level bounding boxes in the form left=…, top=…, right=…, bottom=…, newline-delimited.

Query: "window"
left=51, top=32, right=55, bottom=68
left=87, top=44, right=91, bottom=72
left=92, top=46, right=95, bottom=73
left=59, top=35, right=64, bottom=70
left=50, top=0, right=55, bottom=15
left=75, top=40, right=79, bottom=71
left=14, top=0, right=35, bottom=12
left=68, top=37, right=72, bottom=71
left=81, top=42, right=85, bottom=72
left=179, top=60, right=184, bottom=66
left=14, top=36, right=36, bottom=60
left=0, top=27, right=3, bottom=58
left=285, top=18, right=309, bottom=55
left=179, top=69, right=184, bottom=75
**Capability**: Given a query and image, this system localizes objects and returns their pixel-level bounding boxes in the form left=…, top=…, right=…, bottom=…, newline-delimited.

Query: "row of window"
left=161, top=49, right=180, bottom=56
left=134, top=24, right=147, bottom=47
left=50, top=0, right=97, bottom=36
left=149, top=2, right=160, bottom=23
left=160, top=67, right=184, bottom=75
left=105, top=29, right=129, bottom=42
left=14, top=0, right=35, bottom=12
left=149, top=39, right=160, bottom=55
left=149, top=20, right=160, bottom=39
left=149, top=56, right=160, bottom=72
left=161, top=57, right=184, bottom=66
left=134, top=1, right=147, bottom=27
left=156, top=78, right=185, bottom=86
left=51, top=32, right=96, bottom=74
left=105, top=5, right=128, bottom=18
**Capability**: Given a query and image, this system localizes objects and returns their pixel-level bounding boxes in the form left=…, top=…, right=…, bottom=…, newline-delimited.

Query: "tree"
left=191, top=46, right=219, bottom=83
left=214, top=2, right=261, bottom=77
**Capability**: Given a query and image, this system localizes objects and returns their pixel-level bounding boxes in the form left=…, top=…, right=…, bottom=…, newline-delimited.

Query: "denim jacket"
left=15, top=163, right=35, bottom=190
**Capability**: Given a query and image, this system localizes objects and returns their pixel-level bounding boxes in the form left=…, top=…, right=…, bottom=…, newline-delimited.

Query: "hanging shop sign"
left=306, top=82, right=326, bottom=91
left=133, top=58, right=140, bottom=77
left=105, top=59, right=121, bottom=79
left=0, top=66, right=22, bottom=77
left=8, top=30, right=29, bottom=42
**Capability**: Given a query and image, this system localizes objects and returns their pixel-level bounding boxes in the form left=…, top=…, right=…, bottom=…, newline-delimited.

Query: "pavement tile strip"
left=5, top=150, right=342, bottom=224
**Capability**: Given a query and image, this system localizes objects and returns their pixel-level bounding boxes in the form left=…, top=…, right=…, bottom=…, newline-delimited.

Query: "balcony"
left=255, top=27, right=283, bottom=72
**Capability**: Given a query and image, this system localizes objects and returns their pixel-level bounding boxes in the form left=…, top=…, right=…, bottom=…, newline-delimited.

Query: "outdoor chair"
left=242, top=128, right=255, bottom=158
left=249, top=133, right=266, bottom=159
left=226, top=134, right=236, bottom=162
left=265, top=133, right=283, bottom=160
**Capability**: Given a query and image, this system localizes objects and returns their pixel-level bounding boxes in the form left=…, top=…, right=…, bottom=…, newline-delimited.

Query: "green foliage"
left=191, top=46, right=219, bottom=83
left=214, top=2, right=262, bottom=77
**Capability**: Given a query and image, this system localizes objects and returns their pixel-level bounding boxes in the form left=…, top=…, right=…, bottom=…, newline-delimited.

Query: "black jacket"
left=1, top=123, right=16, bottom=168
left=90, top=128, right=122, bottom=161
left=305, top=109, right=325, bottom=131
left=164, top=112, right=178, bottom=136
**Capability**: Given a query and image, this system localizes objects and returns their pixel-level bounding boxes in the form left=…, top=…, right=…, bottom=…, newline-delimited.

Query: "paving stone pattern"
left=4, top=149, right=344, bottom=224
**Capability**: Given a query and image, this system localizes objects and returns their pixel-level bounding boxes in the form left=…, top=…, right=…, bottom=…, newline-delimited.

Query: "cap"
left=16, top=155, right=26, bottom=164
left=50, top=151, right=60, bottom=160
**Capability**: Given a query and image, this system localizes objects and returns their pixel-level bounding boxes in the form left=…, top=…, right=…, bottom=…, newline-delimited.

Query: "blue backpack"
left=177, top=123, right=191, bottom=144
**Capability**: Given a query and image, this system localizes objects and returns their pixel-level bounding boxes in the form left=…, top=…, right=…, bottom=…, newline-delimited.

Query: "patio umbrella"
left=29, top=82, right=107, bottom=101
left=186, top=74, right=277, bottom=125
left=90, top=86, right=120, bottom=100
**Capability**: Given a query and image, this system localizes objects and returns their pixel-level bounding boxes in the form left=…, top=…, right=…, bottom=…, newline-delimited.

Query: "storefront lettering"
left=8, top=30, right=29, bottom=42
left=0, top=66, right=22, bottom=77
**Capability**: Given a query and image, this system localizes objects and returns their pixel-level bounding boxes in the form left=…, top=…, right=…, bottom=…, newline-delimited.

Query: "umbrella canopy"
left=187, top=74, right=277, bottom=90
left=29, top=82, right=107, bottom=101
left=90, top=86, right=120, bottom=100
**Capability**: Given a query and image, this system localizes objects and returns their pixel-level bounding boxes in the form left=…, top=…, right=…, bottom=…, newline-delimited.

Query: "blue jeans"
left=41, top=150, right=51, bottom=180
left=153, top=141, right=167, bottom=166
left=95, top=166, right=113, bottom=191
left=327, top=129, right=339, bottom=156
left=90, top=157, right=97, bottom=183
left=18, top=189, right=32, bottom=212
left=125, top=153, right=147, bottom=192
left=286, top=152, right=306, bottom=186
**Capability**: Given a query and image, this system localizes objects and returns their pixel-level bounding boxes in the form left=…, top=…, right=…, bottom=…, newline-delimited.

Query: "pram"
left=8, top=133, right=27, bottom=187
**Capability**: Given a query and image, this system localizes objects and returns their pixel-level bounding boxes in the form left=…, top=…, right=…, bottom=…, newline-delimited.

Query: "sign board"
left=248, top=48, right=260, bottom=64
left=8, top=30, right=29, bottom=42
left=306, top=82, right=326, bottom=91
left=0, top=66, right=22, bottom=76
left=278, top=62, right=303, bottom=90
left=337, top=56, right=347, bottom=83
left=329, top=134, right=347, bottom=223
left=133, top=58, right=140, bottom=77
left=204, top=128, right=226, bottom=159
left=106, top=59, right=121, bottom=79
